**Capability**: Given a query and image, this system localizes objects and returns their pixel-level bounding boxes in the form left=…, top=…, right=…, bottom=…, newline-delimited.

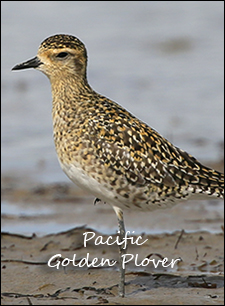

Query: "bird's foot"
left=94, top=198, right=101, bottom=205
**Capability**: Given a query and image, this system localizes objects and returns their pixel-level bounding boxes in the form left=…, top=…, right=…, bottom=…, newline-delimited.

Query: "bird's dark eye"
left=56, top=52, right=69, bottom=58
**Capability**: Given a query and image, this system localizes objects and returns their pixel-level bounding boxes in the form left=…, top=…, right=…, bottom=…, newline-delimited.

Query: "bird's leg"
left=113, top=206, right=126, bottom=297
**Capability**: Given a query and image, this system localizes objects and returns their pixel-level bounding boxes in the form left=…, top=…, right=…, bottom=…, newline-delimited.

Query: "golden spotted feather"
left=12, top=34, right=224, bottom=211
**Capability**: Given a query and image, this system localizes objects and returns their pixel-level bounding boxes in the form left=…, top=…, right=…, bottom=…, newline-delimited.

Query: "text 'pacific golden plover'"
left=12, top=34, right=224, bottom=297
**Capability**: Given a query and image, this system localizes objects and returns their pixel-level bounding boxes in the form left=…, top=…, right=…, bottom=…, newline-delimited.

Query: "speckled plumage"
left=12, top=34, right=224, bottom=297
left=53, top=88, right=224, bottom=211
left=12, top=34, right=224, bottom=210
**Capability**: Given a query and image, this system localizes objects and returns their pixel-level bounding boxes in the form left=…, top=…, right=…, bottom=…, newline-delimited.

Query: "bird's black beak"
left=12, top=56, right=42, bottom=71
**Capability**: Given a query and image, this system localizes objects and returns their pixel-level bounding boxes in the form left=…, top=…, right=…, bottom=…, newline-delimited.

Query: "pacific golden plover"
left=12, top=34, right=224, bottom=297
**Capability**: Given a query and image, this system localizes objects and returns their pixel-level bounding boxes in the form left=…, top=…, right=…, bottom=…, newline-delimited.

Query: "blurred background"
left=1, top=1, right=224, bottom=235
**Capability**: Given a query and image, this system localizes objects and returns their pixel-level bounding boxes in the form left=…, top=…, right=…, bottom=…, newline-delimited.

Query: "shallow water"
left=1, top=2, right=224, bottom=234
left=1, top=179, right=224, bottom=236
left=1, top=197, right=224, bottom=236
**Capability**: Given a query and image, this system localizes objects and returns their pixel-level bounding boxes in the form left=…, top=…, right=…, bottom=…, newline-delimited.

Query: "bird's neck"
left=50, top=74, right=93, bottom=108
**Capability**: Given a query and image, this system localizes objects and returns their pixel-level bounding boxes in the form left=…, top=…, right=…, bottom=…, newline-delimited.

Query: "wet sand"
left=1, top=160, right=224, bottom=305
left=1, top=228, right=224, bottom=305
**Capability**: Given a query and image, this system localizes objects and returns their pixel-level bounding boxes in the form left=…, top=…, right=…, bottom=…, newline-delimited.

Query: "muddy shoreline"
left=1, top=228, right=224, bottom=305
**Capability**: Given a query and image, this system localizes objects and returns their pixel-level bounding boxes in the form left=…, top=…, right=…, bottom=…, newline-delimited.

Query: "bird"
left=12, top=34, right=224, bottom=297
